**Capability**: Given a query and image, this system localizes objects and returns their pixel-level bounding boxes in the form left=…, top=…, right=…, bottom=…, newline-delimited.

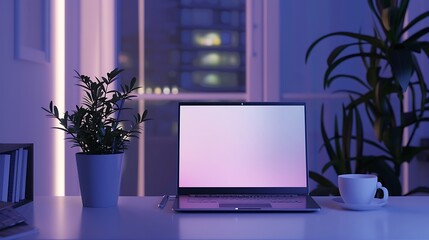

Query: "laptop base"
left=172, top=195, right=321, bottom=212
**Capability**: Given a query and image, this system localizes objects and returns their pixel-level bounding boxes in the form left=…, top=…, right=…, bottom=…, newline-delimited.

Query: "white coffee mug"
left=338, top=174, right=388, bottom=205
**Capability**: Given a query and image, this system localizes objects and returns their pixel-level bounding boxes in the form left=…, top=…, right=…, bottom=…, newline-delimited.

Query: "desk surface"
left=16, top=196, right=429, bottom=239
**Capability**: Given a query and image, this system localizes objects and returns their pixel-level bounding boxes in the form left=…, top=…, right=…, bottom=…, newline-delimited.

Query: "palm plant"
left=305, top=0, right=429, bottom=195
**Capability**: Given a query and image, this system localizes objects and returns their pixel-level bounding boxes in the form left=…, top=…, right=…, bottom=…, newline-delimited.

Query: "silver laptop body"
left=172, top=102, right=321, bottom=212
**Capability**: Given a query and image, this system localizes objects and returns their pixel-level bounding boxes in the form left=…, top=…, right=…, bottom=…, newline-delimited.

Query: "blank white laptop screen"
left=178, top=103, right=308, bottom=188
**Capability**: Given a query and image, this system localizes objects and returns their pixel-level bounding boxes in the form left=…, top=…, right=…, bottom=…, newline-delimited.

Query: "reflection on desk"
left=16, top=196, right=429, bottom=239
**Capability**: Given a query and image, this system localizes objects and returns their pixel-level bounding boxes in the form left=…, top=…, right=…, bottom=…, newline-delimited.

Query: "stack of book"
left=0, top=147, right=29, bottom=203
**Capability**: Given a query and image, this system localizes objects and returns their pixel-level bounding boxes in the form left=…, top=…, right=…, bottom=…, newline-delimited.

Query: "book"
left=7, top=151, right=16, bottom=203
left=0, top=155, right=10, bottom=202
left=14, top=148, right=23, bottom=203
left=0, top=144, right=33, bottom=207
left=19, top=149, right=28, bottom=201
left=12, top=150, right=18, bottom=203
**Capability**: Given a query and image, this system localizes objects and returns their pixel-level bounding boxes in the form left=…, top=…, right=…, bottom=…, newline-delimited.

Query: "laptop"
left=172, top=102, right=321, bottom=212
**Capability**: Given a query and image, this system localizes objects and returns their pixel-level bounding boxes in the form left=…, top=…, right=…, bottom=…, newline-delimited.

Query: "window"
left=117, top=0, right=249, bottom=196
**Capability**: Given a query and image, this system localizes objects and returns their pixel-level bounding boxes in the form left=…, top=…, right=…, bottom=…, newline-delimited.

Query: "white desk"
left=16, top=196, right=429, bottom=239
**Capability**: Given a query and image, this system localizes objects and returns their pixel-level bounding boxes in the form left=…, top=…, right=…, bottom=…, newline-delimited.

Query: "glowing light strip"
left=401, top=11, right=410, bottom=195
left=137, top=0, right=145, bottom=196
left=53, top=0, right=65, bottom=196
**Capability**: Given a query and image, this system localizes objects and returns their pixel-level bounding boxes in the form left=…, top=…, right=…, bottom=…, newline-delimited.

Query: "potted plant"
left=305, top=0, right=429, bottom=195
left=43, top=68, right=149, bottom=207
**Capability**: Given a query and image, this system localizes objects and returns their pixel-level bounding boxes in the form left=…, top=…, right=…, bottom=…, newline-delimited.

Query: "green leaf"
left=389, top=0, right=408, bottom=39
left=405, top=187, right=429, bottom=196
left=402, top=111, right=416, bottom=127
left=320, top=106, right=338, bottom=173
left=333, top=115, right=346, bottom=174
left=345, top=91, right=373, bottom=110
left=327, top=43, right=365, bottom=65
left=366, top=66, right=380, bottom=88
left=368, top=0, right=387, bottom=32
left=354, top=107, right=364, bottom=173
left=324, top=52, right=385, bottom=88
left=402, top=146, right=428, bottom=163
left=309, top=171, right=339, bottom=194
left=401, top=10, right=429, bottom=37
left=388, top=48, right=414, bottom=91
left=326, top=74, right=369, bottom=90
left=404, top=27, right=429, bottom=43
left=342, top=105, right=353, bottom=173
left=418, top=41, right=429, bottom=57
left=54, top=106, right=59, bottom=118
left=321, top=160, right=336, bottom=174
left=373, top=117, right=383, bottom=141
left=305, top=31, right=385, bottom=63
left=382, top=127, right=402, bottom=161
left=367, top=159, right=402, bottom=196
left=332, top=90, right=363, bottom=97
left=411, top=54, right=428, bottom=116
left=130, top=77, right=137, bottom=90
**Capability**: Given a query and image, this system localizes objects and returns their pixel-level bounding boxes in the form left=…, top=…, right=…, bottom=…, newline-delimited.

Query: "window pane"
left=143, top=0, right=246, bottom=94
left=193, top=51, right=241, bottom=68
left=117, top=0, right=246, bottom=196
left=144, top=101, right=179, bottom=196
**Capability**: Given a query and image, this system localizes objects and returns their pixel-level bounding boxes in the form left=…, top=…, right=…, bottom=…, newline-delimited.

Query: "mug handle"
left=377, top=182, right=389, bottom=202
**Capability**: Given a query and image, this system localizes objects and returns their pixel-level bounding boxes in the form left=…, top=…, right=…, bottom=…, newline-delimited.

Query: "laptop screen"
left=178, top=102, right=308, bottom=189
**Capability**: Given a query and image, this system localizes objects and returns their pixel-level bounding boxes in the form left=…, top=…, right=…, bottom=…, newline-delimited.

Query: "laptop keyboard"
left=188, top=194, right=304, bottom=203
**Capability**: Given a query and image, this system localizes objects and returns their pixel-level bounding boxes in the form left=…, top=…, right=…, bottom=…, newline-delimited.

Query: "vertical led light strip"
left=53, top=0, right=65, bottom=196
left=262, top=0, right=280, bottom=101
left=100, top=0, right=116, bottom=74
left=401, top=11, right=410, bottom=195
left=137, top=0, right=145, bottom=196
